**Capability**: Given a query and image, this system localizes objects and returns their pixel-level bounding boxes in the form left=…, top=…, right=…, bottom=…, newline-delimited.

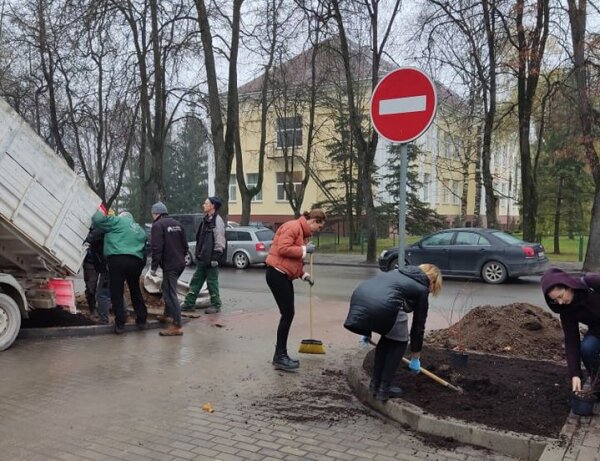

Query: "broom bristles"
left=299, top=339, right=326, bottom=354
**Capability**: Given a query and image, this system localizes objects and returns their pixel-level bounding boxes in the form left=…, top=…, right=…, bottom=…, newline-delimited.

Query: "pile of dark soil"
left=364, top=346, right=570, bottom=437
left=425, top=303, right=565, bottom=361
left=21, top=307, right=96, bottom=328
left=24, top=279, right=166, bottom=328
left=364, top=302, right=575, bottom=440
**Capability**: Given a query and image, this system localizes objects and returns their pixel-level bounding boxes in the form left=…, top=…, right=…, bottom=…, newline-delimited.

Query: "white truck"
left=0, top=96, right=101, bottom=351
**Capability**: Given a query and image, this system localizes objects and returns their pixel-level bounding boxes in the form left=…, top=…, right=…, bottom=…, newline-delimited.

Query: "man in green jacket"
left=92, top=206, right=148, bottom=334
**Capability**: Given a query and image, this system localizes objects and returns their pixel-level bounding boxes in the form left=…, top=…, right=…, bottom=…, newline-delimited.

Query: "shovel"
left=367, top=339, right=463, bottom=394
left=401, top=357, right=464, bottom=394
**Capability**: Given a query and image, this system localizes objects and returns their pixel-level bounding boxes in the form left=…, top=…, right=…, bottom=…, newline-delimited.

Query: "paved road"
left=2, top=274, right=520, bottom=461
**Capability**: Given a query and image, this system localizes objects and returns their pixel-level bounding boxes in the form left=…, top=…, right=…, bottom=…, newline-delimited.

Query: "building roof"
left=238, top=37, right=397, bottom=95
left=238, top=37, right=463, bottom=109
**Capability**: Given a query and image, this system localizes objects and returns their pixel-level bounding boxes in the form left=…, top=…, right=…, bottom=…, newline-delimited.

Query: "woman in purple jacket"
left=541, top=268, right=600, bottom=393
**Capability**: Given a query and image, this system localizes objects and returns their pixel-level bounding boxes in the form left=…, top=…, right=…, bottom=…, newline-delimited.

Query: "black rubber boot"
left=272, top=352, right=300, bottom=371
left=376, top=383, right=403, bottom=401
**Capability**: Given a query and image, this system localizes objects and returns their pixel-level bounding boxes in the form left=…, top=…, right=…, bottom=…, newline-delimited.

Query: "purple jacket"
left=541, top=268, right=600, bottom=379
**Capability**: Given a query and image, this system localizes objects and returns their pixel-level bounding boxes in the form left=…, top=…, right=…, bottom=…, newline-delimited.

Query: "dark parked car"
left=188, top=226, right=274, bottom=269
left=378, top=228, right=548, bottom=284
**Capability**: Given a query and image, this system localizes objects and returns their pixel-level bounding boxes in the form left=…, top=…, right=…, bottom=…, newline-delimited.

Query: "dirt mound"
left=426, top=303, right=565, bottom=362
left=76, top=279, right=165, bottom=312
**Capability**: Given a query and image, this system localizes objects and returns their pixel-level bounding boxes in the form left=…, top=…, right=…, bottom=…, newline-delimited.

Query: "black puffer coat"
left=344, top=266, right=430, bottom=352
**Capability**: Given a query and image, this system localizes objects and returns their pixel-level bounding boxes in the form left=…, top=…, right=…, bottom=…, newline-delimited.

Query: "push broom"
left=299, top=253, right=326, bottom=354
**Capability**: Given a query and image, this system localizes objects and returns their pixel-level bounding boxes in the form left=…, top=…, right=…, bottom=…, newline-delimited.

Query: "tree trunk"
left=566, top=0, right=600, bottom=270
left=553, top=176, right=563, bottom=254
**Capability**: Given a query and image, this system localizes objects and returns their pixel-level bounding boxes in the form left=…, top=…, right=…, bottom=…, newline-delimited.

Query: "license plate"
left=538, top=251, right=545, bottom=258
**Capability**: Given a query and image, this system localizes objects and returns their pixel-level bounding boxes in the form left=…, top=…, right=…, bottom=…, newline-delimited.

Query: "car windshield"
left=256, top=229, right=274, bottom=241
left=490, top=231, right=525, bottom=245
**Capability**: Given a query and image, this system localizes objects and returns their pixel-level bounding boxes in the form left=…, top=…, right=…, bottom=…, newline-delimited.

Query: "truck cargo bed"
left=0, top=97, right=101, bottom=276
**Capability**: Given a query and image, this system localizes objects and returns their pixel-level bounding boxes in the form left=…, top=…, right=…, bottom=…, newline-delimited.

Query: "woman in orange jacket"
left=265, top=209, right=326, bottom=371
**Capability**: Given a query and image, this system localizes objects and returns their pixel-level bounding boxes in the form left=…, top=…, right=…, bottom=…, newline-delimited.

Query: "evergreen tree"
left=163, top=116, right=210, bottom=213
left=380, top=143, right=446, bottom=235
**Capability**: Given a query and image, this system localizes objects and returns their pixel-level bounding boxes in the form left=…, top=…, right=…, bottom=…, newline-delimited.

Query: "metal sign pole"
left=397, top=143, right=408, bottom=269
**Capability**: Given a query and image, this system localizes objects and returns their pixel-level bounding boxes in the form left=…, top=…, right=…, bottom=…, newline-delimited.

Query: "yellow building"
left=229, top=41, right=520, bottom=232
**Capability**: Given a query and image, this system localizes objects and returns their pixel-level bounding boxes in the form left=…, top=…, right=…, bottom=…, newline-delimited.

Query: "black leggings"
left=266, top=266, right=295, bottom=354
left=372, top=336, right=408, bottom=385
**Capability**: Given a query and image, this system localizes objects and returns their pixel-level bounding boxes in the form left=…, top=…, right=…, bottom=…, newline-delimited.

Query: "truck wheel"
left=0, top=293, right=21, bottom=351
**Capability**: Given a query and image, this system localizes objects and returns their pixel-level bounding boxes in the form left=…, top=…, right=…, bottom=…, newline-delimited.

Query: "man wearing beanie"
left=150, top=201, right=189, bottom=336
left=182, top=196, right=226, bottom=314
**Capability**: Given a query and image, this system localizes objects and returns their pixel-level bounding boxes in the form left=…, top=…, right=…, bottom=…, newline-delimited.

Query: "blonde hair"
left=419, top=263, right=442, bottom=296
left=302, top=208, right=327, bottom=224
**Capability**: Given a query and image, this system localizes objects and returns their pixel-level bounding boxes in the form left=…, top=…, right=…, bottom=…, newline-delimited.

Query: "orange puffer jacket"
left=265, top=217, right=312, bottom=280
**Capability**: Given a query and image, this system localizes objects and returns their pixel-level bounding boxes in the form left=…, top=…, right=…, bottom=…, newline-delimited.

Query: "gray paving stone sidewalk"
left=1, top=305, right=519, bottom=461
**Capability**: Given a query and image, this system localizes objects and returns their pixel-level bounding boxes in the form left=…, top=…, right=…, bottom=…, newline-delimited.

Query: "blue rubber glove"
left=409, top=358, right=421, bottom=374
left=359, top=336, right=370, bottom=348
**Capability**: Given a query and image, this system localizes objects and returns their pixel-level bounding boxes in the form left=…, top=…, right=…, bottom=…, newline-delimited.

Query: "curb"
left=18, top=318, right=191, bottom=339
left=346, top=349, right=557, bottom=460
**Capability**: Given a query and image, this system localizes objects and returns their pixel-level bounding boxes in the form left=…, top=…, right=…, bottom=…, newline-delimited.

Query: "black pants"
left=266, top=266, right=295, bottom=354
left=372, top=336, right=408, bottom=385
left=107, top=254, right=147, bottom=327
left=162, top=268, right=184, bottom=326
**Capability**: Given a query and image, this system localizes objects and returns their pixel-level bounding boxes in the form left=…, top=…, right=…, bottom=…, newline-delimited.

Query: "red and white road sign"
left=370, top=67, right=437, bottom=143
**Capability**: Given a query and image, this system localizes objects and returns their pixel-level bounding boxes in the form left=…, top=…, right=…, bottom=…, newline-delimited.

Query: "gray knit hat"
left=151, top=201, right=168, bottom=215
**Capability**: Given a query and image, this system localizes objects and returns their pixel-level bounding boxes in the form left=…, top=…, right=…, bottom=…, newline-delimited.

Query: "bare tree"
left=109, top=0, right=201, bottom=215
left=329, top=0, right=402, bottom=263
left=194, top=0, right=244, bottom=218
left=498, top=0, right=550, bottom=242
left=234, top=0, right=288, bottom=224
left=417, top=0, right=504, bottom=228
left=566, top=0, right=600, bottom=270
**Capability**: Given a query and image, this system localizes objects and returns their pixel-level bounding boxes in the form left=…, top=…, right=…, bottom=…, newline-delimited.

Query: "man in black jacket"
left=150, top=201, right=189, bottom=336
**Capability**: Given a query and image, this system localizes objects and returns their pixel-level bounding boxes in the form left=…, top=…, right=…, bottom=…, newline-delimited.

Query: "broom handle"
left=309, top=253, right=314, bottom=339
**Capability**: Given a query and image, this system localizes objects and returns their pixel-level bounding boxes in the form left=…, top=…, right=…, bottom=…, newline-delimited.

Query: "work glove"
left=305, top=242, right=316, bottom=254
left=409, top=358, right=421, bottom=374
left=210, top=260, right=219, bottom=268
left=302, top=272, right=314, bottom=286
left=150, top=270, right=157, bottom=277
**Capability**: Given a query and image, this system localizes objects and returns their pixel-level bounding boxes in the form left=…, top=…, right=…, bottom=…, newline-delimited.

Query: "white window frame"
left=246, top=173, right=262, bottom=202
left=229, top=175, right=237, bottom=202
left=276, top=171, right=303, bottom=201
left=276, top=116, right=303, bottom=149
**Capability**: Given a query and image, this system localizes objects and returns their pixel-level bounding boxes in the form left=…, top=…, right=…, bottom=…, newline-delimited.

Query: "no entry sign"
left=370, top=67, right=437, bottom=143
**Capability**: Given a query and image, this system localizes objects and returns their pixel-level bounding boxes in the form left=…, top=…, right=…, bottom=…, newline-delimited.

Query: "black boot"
left=375, top=383, right=403, bottom=401
left=368, top=379, right=380, bottom=397
left=86, top=294, right=96, bottom=314
left=273, top=351, right=299, bottom=371
left=282, top=350, right=299, bottom=366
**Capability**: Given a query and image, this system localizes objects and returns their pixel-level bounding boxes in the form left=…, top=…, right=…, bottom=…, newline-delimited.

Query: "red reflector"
left=256, top=242, right=265, bottom=251
left=522, top=246, right=535, bottom=257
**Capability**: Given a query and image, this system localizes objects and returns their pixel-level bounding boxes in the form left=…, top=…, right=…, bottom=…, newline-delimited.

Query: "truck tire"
left=0, top=293, right=21, bottom=351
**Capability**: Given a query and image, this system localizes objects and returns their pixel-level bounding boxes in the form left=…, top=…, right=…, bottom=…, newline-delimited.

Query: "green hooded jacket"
left=91, top=210, right=147, bottom=260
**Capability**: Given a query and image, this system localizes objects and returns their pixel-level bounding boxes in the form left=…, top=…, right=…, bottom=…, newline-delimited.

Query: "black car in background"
left=378, top=228, right=548, bottom=284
